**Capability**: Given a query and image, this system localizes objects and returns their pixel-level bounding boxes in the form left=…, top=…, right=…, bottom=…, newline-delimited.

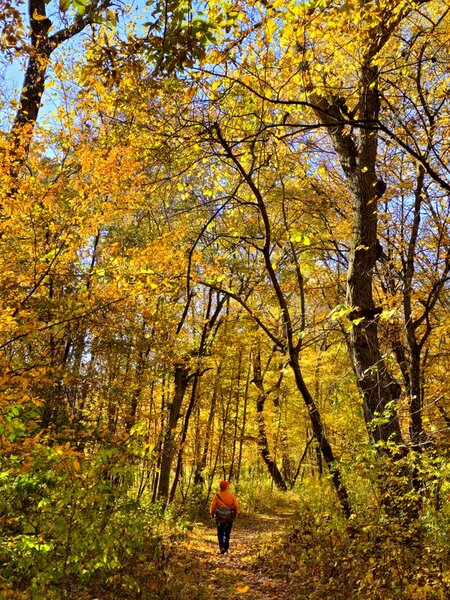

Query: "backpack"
left=214, top=494, right=235, bottom=522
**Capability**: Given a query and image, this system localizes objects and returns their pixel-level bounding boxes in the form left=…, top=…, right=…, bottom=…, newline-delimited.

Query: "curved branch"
left=50, top=1, right=112, bottom=47
left=201, top=282, right=285, bottom=351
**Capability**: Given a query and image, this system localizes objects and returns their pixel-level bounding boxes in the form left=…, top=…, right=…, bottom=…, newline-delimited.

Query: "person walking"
left=210, top=480, right=239, bottom=554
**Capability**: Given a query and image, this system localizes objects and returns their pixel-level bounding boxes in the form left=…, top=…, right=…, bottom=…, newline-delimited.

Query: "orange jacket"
left=210, top=489, right=239, bottom=518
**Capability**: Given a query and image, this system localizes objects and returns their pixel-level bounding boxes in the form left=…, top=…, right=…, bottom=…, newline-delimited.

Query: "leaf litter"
left=183, top=512, right=295, bottom=599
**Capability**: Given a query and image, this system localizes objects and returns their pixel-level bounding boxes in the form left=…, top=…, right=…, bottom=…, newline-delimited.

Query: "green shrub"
left=0, top=436, right=186, bottom=599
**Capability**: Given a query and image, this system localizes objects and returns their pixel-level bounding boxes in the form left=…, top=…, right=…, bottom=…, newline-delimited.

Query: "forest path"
left=186, top=512, right=295, bottom=599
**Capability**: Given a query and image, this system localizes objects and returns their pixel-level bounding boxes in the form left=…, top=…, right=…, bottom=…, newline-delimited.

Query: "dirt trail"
left=187, top=513, right=294, bottom=599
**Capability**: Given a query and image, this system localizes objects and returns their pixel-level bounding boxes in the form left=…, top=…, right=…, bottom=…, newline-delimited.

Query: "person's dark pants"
left=217, top=520, right=233, bottom=553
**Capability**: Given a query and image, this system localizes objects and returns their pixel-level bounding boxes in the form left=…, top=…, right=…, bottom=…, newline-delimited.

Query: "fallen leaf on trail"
left=146, top=580, right=158, bottom=590
left=235, top=584, right=250, bottom=593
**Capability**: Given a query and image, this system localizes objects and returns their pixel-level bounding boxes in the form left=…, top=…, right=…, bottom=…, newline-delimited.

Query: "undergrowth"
left=0, top=436, right=205, bottom=600
left=1, top=433, right=449, bottom=599
left=254, top=485, right=450, bottom=600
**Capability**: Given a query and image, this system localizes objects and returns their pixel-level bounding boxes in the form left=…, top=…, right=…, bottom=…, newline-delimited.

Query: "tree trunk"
left=228, top=350, right=242, bottom=482
left=253, top=352, right=289, bottom=492
left=236, top=360, right=250, bottom=484
left=10, top=1, right=111, bottom=166
left=194, top=364, right=222, bottom=486
left=310, top=63, right=405, bottom=454
left=157, top=362, right=190, bottom=503
left=169, top=369, right=200, bottom=502
left=152, top=375, right=167, bottom=503
left=11, top=0, right=52, bottom=160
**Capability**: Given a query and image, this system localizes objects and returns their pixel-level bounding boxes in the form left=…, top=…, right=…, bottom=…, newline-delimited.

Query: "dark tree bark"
left=194, top=364, right=221, bottom=486
left=252, top=351, right=288, bottom=492
left=157, top=361, right=190, bottom=503
left=169, top=369, right=200, bottom=503
left=309, top=61, right=405, bottom=454
left=152, top=374, right=168, bottom=503
left=236, top=359, right=250, bottom=484
left=169, top=290, right=226, bottom=502
left=10, top=0, right=111, bottom=167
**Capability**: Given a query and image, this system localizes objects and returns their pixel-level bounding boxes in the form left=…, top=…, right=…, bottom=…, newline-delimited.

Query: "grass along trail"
left=185, top=512, right=295, bottom=599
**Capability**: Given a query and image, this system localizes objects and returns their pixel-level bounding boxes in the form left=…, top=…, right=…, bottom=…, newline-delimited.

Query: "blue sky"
left=1, top=0, right=148, bottom=130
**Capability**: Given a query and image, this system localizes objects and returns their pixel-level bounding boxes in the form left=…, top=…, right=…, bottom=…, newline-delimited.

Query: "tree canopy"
left=1, top=1, right=449, bottom=598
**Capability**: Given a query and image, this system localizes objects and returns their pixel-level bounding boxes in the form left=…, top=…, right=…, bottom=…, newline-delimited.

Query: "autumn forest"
left=0, top=0, right=449, bottom=598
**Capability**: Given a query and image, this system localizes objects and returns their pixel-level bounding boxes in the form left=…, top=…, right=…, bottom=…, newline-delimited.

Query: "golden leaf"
left=32, top=10, right=47, bottom=21
left=236, top=584, right=250, bottom=594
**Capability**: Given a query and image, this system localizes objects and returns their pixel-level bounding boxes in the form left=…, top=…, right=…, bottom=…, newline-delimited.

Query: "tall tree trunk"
left=152, top=374, right=168, bottom=503
left=157, top=361, right=190, bottom=503
left=306, top=30, right=430, bottom=523
left=228, top=350, right=242, bottom=482
left=252, top=351, right=288, bottom=492
left=10, top=0, right=52, bottom=162
left=403, top=167, right=426, bottom=449
left=310, top=62, right=405, bottom=454
left=236, top=360, right=251, bottom=484
left=169, top=369, right=200, bottom=502
left=10, top=0, right=111, bottom=166
left=194, top=364, right=222, bottom=486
